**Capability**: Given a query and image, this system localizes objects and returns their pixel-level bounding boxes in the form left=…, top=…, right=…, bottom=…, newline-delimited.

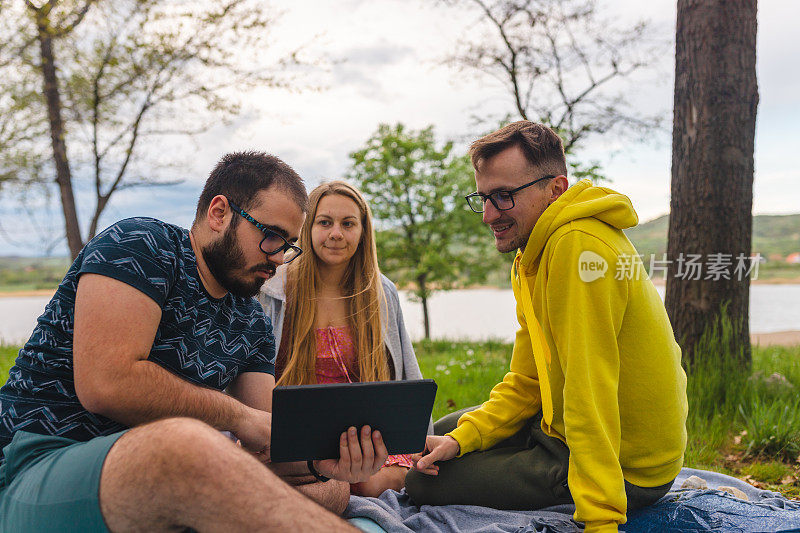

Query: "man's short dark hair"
left=469, top=121, right=568, bottom=178
left=194, top=151, right=308, bottom=226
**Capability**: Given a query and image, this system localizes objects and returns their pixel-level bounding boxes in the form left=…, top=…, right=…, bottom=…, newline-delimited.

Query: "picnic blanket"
left=344, top=467, right=800, bottom=532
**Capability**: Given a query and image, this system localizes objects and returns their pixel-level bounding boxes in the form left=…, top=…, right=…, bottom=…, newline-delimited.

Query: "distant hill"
left=625, top=213, right=800, bottom=260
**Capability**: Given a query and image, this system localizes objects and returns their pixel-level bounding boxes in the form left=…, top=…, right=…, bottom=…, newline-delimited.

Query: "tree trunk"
left=88, top=195, right=110, bottom=241
left=417, top=273, right=431, bottom=339
left=665, top=0, right=758, bottom=367
left=34, top=8, right=83, bottom=259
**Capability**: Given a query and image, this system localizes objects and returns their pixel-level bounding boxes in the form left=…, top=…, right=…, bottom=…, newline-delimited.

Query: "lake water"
left=397, top=285, right=800, bottom=342
left=1, top=285, right=799, bottom=345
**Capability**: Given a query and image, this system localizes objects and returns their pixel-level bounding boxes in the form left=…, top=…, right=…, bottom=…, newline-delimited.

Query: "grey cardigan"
left=257, top=267, right=425, bottom=383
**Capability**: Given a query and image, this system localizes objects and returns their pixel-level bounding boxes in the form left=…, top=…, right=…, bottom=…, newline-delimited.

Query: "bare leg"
left=294, top=480, right=351, bottom=515
left=99, top=418, right=356, bottom=532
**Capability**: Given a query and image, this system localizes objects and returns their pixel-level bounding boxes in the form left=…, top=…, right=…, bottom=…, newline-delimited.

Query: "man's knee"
left=99, top=418, right=249, bottom=530
left=105, top=417, right=238, bottom=482
left=142, top=416, right=228, bottom=447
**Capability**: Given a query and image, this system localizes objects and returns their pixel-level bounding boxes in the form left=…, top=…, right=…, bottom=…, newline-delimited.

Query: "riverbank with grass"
left=1, top=338, right=798, bottom=499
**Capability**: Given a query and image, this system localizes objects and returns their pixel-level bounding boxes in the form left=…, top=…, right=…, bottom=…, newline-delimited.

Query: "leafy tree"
left=0, top=0, right=316, bottom=258
left=349, top=123, right=502, bottom=338
left=444, top=0, right=667, bottom=181
left=665, top=0, right=758, bottom=367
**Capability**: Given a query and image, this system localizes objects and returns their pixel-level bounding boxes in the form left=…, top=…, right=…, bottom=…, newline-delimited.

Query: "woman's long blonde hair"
left=277, top=181, right=390, bottom=385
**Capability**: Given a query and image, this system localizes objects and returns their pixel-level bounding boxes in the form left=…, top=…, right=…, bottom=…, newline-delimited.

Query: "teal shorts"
left=0, top=430, right=126, bottom=533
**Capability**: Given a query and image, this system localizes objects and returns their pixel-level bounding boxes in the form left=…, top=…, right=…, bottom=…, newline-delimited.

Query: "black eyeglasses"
left=464, top=175, right=556, bottom=213
left=228, top=201, right=303, bottom=264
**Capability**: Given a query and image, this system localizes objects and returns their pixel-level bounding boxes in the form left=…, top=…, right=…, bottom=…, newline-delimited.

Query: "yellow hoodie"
left=447, top=180, right=688, bottom=532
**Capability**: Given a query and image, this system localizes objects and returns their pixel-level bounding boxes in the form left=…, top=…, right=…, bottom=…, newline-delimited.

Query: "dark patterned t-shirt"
left=0, top=218, right=275, bottom=462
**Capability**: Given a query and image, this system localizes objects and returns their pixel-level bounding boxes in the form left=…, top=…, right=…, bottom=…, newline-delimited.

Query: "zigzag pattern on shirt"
left=3, top=371, right=72, bottom=397
left=1, top=409, right=122, bottom=439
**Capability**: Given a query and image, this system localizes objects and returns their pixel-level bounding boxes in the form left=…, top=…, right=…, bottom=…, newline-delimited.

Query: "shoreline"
left=750, top=330, right=800, bottom=347
left=0, top=289, right=58, bottom=298
left=648, top=278, right=800, bottom=286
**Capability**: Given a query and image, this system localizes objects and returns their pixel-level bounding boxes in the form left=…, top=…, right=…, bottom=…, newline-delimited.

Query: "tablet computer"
left=270, top=379, right=437, bottom=463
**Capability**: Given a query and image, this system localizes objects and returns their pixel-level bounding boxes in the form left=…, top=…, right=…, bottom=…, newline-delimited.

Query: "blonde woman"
left=258, top=181, right=428, bottom=498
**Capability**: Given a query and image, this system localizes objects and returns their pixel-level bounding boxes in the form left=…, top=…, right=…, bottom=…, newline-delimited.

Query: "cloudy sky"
left=2, top=0, right=798, bottom=256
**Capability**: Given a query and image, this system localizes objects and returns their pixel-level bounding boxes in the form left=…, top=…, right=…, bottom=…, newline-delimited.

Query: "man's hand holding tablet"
left=268, top=425, right=387, bottom=484
left=313, top=425, right=388, bottom=483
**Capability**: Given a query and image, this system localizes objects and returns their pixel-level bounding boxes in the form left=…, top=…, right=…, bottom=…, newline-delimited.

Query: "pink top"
left=315, top=326, right=413, bottom=470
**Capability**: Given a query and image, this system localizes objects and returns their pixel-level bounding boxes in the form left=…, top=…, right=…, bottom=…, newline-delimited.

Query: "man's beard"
left=202, top=225, right=277, bottom=298
left=492, top=217, right=526, bottom=254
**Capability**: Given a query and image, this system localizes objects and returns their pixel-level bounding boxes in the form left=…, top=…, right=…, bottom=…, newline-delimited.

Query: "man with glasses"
left=0, top=151, right=384, bottom=532
left=408, top=122, right=687, bottom=533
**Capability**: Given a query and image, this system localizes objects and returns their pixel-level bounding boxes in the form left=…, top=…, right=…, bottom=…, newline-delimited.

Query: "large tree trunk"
left=33, top=5, right=83, bottom=259
left=665, top=0, right=758, bottom=367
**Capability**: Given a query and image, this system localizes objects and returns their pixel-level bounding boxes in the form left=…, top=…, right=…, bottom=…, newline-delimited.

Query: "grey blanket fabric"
left=344, top=467, right=800, bottom=532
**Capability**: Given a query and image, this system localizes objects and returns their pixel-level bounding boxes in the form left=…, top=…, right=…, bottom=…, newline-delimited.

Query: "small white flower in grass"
left=435, top=364, right=447, bottom=372
left=444, top=370, right=451, bottom=375
left=466, top=349, right=474, bottom=356
left=448, top=359, right=457, bottom=366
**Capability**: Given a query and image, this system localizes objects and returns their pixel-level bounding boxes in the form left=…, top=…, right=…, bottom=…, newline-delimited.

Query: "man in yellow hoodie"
left=406, top=121, right=688, bottom=533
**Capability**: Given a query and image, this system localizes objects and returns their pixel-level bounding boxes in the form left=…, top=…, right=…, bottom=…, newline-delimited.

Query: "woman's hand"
left=350, top=465, right=409, bottom=497
left=315, top=425, right=388, bottom=484
left=411, top=435, right=460, bottom=475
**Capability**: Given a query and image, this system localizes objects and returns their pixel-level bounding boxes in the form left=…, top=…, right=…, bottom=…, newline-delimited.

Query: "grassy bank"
left=2, top=339, right=798, bottom=498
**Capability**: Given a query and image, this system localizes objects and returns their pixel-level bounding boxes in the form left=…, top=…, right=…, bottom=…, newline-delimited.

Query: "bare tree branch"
left=444, top=0, right=667, bottom=178
left=54, top=0, right=96, bottom=37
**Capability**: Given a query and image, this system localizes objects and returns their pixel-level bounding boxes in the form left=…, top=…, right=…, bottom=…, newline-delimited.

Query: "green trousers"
left=1, top=430, right=126, bottom=532
left=405, top=407, right=672, bottom=511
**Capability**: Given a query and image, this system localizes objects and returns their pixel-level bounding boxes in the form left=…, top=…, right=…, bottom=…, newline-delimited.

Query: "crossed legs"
left=99, top=417, right=355, bottom=532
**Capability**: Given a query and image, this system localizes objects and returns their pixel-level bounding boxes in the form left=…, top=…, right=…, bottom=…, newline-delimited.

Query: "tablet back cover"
left=271, top=379, right=437, bottom=462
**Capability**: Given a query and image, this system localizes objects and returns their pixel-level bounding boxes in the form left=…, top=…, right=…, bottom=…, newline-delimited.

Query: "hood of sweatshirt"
left=520, top=179, right=639, bottom=268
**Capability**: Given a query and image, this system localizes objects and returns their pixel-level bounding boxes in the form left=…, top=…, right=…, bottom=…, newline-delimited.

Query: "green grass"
left=1, top=344, right=18, bottom=380
left=741, top=461, right=795, bottom=485
left=684, top=313, right=800, bottom=464
left=414, top=339, right=512, bottom=420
